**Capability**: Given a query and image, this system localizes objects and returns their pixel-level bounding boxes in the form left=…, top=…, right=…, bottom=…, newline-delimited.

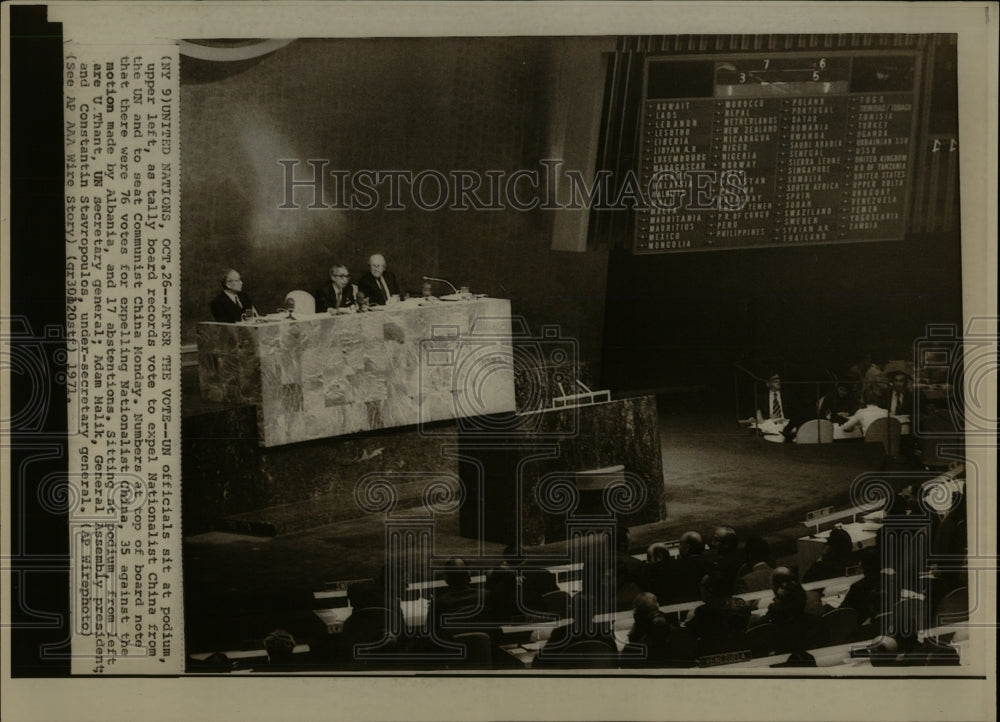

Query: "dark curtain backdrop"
left=181, top=37, right=612, bottom=374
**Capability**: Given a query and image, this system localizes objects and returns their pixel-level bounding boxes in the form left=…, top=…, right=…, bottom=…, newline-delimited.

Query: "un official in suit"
left=210, top=268, right=256, bottom=322
left=357, top=253, right=400, bottom=305
left=315, top=263, right=358, bottom=312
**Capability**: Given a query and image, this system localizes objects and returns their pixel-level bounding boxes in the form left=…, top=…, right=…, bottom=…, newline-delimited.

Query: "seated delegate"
left=839, top=388, right=889, bottom=436
left=817, top=380, right=859, bottom=423
left=210, top=268, right=257, bottom=322
left=357, top=253, right=401, bottom=306
left=315, top=263, right=359, bottom=312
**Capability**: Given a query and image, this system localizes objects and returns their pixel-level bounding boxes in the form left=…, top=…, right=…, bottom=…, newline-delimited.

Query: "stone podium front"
left=197, top=298, right=515, bottom=446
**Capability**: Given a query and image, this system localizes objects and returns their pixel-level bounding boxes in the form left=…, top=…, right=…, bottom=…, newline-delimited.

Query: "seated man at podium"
left=315, top=263, right=358, bottom=312
left=210, top=268, right=256, bottom=322
left=357, top=253, right=400, bottom=305
left=753, top=371, right=804, bottom=442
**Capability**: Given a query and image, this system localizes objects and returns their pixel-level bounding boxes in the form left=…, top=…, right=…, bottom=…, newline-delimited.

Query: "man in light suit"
left=210, top=268, right=256, bottom=322
left=357, top=253, right=400, bottom=305
left=315, top=263, right=358, bottom=312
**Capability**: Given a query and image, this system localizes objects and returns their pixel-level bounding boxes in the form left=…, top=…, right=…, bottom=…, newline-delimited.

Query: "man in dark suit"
left=426, top=558, right=482, bottom=640
left=886, top=371, right=916, bottom=416
left=210, top=268, right=256, bottom=322
left=356, top=253, right=400, bottom=305
left=315, top=263, right=358, bottom=312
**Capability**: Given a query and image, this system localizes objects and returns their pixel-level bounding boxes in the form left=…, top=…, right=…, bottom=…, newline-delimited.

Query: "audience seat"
left=453, top=632, right=494, bottom=668
left=744, top=623, right=779, bottom=657
left=934, top=586, right=969, bottom=624
left=822, top=607, right=859, bottom=645
left=542, top=590, right=572, bottom=619
left=859, top=611, right=891, bottom=641
left=666, top=625, right=698, bottom=666
left=892, top=597, right=926, bottom=637
left=865, top=416, right=902, bottom=457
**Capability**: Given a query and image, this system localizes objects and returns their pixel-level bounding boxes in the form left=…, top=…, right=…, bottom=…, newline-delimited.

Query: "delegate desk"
left=197, top=298, right=515, bottom=446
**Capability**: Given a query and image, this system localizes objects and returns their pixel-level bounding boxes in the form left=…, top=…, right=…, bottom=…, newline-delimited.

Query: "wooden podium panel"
left=197, top=298, right=515, bottom=446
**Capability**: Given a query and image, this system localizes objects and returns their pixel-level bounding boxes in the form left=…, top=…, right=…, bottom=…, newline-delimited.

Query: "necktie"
left=336, top=290, right=342, bottom=308
left=772, top=393, right=782, bottom=419
left=380, top=278, right=390, bottom=302
left=234, top=293, right=242, bottom=309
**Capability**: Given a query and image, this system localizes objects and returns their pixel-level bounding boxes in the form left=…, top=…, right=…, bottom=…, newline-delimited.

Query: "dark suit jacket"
left=886, top=389, right=915, bottom=416
left=210, top=291, right=254, bottom=323
left=757, top=389, right=794, bottom=421
left=315, top=281, right=358, bottom=312
left=357, top=271, right=400, bottom=305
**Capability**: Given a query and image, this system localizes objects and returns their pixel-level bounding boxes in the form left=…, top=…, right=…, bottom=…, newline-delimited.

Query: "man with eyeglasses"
left=210, top=268, right=257, bottom=322
left=315, top=263, right=358, bottom=312
left=357, top=253, right=400, bottom=305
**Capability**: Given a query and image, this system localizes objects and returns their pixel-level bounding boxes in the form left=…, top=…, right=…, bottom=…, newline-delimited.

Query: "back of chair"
left=795, top=419, right=835, bottom=444
left=892, top=597, right=926, bottom=637
left=284, top=289, right=316, bottom=315
left=453, top=631, right=493, bottom=668
left=744, top=622, right=778, bottom=657
left=822, top=607, right=860, bottom=645
left=542, top=590, right=572, bottom=619
left=865, top=416, right=902, bottom=456
left=344, top=606, right=393, bottom=644
left=934, top=586, right=968, bottom=624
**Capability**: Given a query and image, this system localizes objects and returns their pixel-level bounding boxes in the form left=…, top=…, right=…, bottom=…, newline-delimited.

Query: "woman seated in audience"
left=683, top=570, right=751, bottom=655
left=802, top=527, right=858, bottom=583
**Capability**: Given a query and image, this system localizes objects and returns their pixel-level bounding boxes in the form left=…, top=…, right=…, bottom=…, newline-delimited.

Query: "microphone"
left=422, top=276, right=459, bottom=295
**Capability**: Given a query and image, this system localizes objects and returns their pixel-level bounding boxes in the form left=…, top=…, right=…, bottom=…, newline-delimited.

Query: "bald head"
left=771, top=566, right=794, bottom=592
left=368, top=253, right=387, bottom=279
left=647, top=542, right=671, bottom=563
left=679, top=531, right=704, bottom=557
left=712, top=526, right=738, bottom=552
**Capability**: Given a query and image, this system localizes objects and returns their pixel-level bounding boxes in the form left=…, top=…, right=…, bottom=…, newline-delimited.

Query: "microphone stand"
left=422, top=276, right=459, bottom=295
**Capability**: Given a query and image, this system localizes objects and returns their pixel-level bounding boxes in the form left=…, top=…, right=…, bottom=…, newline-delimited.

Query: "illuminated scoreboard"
left=635, top=51, right=920, bottom=253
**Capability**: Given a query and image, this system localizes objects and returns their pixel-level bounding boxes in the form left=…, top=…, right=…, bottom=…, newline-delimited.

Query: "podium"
left=456, top=395, right=665, bottom=546
left=196, top=298, right=515, bottom=446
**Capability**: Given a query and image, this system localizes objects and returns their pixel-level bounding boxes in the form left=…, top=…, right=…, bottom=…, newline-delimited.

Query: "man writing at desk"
left=210, top=268, right=256, bottom=322
left=357, top=253, right=400, bottom=305
left=839, top=388, right=889, bottom=436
